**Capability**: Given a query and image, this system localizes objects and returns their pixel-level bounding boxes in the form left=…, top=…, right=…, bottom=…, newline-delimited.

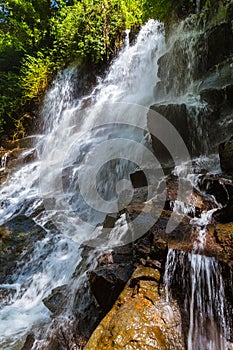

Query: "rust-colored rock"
left=208, top=222, right=233, bottom=262
left=85, top=266, right=184, bottom=350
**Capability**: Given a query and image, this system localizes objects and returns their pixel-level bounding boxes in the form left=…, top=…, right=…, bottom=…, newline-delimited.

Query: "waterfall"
left=0, top=12, right=232, bottom=349
left=155, top=15, right=232, bottom=347
left=0, top=20, right=165, bottom=348
left=164, top=249, right=227, bottom=350
left=164, top=161, right=230, bottom=349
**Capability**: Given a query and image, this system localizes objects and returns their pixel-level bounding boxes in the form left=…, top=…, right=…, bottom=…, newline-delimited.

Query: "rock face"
left=85, top=266, right=185, bottom=350
left=37, top=170, right=233, bottom=350
left=148, top=0, right=233, bottom=162
left=148, top=103, right=209, bottom=159
left=219, top=137, right=233, bottom=171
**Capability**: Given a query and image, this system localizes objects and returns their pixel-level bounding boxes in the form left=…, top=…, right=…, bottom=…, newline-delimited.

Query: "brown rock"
left=85, top=266, right=184, bottom=350
left=208, top=223, right=233, bottom=262
left=21, top=334, right=35, bottom=350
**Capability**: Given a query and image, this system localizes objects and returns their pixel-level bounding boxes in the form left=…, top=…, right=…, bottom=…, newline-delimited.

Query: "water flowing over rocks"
left=0, top=4, right=233, bottom=349
left=148, top=0, right=233, bottom=162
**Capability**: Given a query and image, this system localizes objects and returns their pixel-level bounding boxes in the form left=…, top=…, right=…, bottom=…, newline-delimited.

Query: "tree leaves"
left=1, top=0, right=185, bottom=136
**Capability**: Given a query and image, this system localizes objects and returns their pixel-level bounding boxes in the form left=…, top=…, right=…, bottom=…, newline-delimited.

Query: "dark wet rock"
left=148, top=95, right=233, bottom=160
left=206, top=22, right=233, bottom=70
left=151, top=238, right=168, bottom=263
left=86, top=266, right=185, bottom=350
left=151, top=14, right=233, bottom=159
left=199, top=57, right=233, bottom=93
left=43, top=285, right=68, bottom=314
left=148, top=103, right=208, bottom=160
left=21, top=333, right=35, bottom=350
left=200, top=84, right=233, bottom=108
left=148, top=103, right=189, bottom=166
left=111, top=243, right=134, bottom=265
left=199, top=174, right=233, bottom=225
left=130, top=169, right=148, bottom=188
left=36, top=318, right=87, bottom=350
left=199, top=174, right=233, bottom=205
left=219, top=137, right=233, bottom=171
left=157, top=21, right=233, bottom=98
left=102, top=214, right=118, bottom=229
left=200, top=88, right=226, bottom=106
left=88, top=263, right=134, bottom=312
left=0, top=215, right=46, bottom=284
left=213, top=205, right=233, bottom=224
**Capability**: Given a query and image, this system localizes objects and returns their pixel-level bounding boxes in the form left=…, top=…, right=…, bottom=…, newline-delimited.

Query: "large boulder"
left=43, top=285, right=68, bottom=314
left=199, top=174, right=233, bottom=204
left=85, top=266, right=185, bottom=350
left=88, top=264, right=134, bottom=312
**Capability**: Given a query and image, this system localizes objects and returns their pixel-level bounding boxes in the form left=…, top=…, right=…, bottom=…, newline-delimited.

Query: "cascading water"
left=164, top=158, right=231, bottom=349
left=164, top=249, right=227, bottom=350
left=0, top=20, right=165, bottom=349
left=153, top=14, right=233, bottom=348
left=0, top=12, right=232, bottom=350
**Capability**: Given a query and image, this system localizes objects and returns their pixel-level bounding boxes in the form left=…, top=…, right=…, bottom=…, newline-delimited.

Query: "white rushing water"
left=0, top=20, right=165, bottom=348
left=164, top=160, right=229, bottom=350
left=0, top=15, right=231, bottom=349
left=164, top=249, right=227, bottom=350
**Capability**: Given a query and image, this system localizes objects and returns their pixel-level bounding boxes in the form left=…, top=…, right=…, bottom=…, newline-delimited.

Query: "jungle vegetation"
left=0, top=0, right=196, bottom=138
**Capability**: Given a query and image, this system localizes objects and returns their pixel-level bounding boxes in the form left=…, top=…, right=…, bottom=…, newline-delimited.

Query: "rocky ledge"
left=85, top=266, right=184, bottom=350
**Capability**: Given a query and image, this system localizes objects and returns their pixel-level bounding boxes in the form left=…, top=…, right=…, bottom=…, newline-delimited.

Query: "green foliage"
left=20, top=52, right=52, bottom=100
left=0, top=71, right=21, bottom=133
left=51, top=0, right=144, bottom=64
left=0, top=0, right=197, bottom=138
left=0, top=0, right=146, bottom=137
left=0, top=0, right=53, bottom=136
left=142, top=0, right=195, bottom=22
